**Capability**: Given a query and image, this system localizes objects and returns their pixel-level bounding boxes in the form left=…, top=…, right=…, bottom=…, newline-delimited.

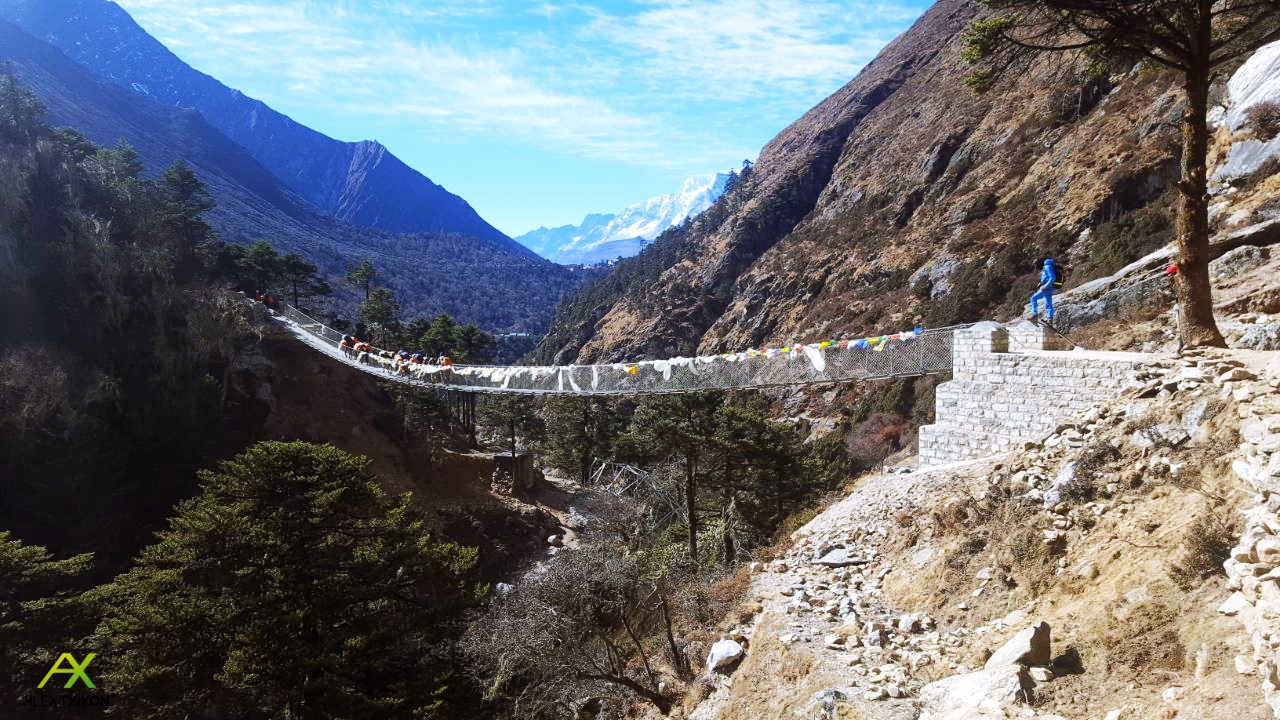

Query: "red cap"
left=1164, top=264, right=1178, bottom=275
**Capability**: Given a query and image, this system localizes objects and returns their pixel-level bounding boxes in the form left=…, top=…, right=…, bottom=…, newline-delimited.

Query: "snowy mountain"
left=516, top=172, right=733, bottom=265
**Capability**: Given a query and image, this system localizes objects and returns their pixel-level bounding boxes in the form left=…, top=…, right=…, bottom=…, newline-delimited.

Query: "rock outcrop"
left=1219, top=355, right=1280, bottom=717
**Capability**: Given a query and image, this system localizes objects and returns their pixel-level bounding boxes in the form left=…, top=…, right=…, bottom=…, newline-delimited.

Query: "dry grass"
left=1080, top=581, right=1185, bottom=677
left=710, top=620, right=827, bottom=720
left=669, top=566, right=754, bottom=642
left=1068, top=304, right=1171, bottom=351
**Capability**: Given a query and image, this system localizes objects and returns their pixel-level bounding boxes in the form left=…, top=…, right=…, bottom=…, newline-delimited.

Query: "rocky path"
left=688, top=459, right=1063, bottom=720
left=689, top=348, right=1280, bottom=720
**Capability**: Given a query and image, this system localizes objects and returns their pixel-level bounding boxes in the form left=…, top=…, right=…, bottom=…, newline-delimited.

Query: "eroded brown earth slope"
left=544, top=0, right=1194, bottom=363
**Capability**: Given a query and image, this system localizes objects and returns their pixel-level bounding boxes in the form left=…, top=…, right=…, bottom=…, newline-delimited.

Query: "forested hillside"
left=0, top=0, right=510, bottom=242
left=0, top=20, right=580, bottom=333
left=0, top=81, right=237, bottom=559
left=0, top=79, right=507, bottom=716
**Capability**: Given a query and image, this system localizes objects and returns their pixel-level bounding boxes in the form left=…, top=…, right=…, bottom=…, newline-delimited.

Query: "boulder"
left=918, top=665, right=1034, bottom=718
left=1240, top=322, right=1280, bottom=351
left=1209, top=245, right=1270, bottom=280
left=985, top=621, right=1051, bottom=670
left=1213, top=135, right=1280, bottom=182
left=806, top=687, right=852, bottom=716
left=865, top=628, right=890, bottom=647
left=1258, top=538, right=1280, bottom=566
left=814, top=547, right=868, bottom=567
left=1216, top=367, right=1259, bottom=384
left=1220, top=591, right=1252, bottom=616
left=898, top=613, right=922, bottom=633
left=1180, top=398, right=1221, bottom=435
left=705, top=639, right=744, bottom=673
left=1028, top=667, right=1054, bottom=682
left=1226, top=39, right=1280, bottom=132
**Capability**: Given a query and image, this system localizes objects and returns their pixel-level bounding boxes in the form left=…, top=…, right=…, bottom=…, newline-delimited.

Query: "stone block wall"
left=917, top=325, right=1149, bottom=465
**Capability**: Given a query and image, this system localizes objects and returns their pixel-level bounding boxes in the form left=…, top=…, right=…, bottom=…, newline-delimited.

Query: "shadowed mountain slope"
left=0, top=0, right=512, bottom=244
left=1, top=20, right=578, bottom=332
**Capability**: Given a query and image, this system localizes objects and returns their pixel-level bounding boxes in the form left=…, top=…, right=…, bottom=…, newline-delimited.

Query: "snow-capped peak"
left=515, top=171, right=733, bottom=265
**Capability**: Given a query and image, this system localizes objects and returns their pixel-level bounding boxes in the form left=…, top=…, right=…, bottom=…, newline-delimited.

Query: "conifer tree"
left=0, top=68, right=46, bottom=144
left=345, top=258, right=378, bottom=301
left=158, top=159, right=215, bottom=247
left=360, top=287, right=402, bottom=345
left=543, top=396, right=626, bottom=485
left=478, top=394, right=544, bottom=454
left=237, top=239, right=282, bottom=293
left=963, top=0, right=1280, bottom=348
left=93, top=441, right=482, bottom=720
left=278, top=253, right=331, bottom=307
left=0, top=533, right=93, bottom=714
left=626, top=392, right=722, bottom=564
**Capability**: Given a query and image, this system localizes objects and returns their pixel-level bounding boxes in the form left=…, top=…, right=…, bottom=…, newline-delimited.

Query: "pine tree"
left=278, top=253, right=330, bottom=307
left=237, top=239, right=282, bottom=294
left=344, top=258, right=378, bottom=302
left=626, top=392, right=722, bottom=564
left=360, top=288, right=401, bottom=346
left=419, top=313, right=458, bottom=358
left=544, top=397, right=627, bottom=485
left=93, top=441, right=482, bottom=720
left=716, top=409, right=811, bottom=552
left=0, top=533, right=94, bottom=714
left=478, top=395, right=544, bottom=454
left=158, top=159, right=215, bottom=247
left=962, top=0, right=1280, bottom=348
left=0, top=67, right=46, bottom=144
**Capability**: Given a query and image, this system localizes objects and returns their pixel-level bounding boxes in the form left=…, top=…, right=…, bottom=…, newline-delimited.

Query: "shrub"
left=1074, top=203, right=1175, bottom=281
left=1060, top=443, right=1122, bottom=503
left=1169, top=511, right=1235, bottom=590
left=846, top=413, right=908, bottom=470
left=1246, top=101, right=1280, bottom=140
left=1242, top=156, right=1280, bottom=189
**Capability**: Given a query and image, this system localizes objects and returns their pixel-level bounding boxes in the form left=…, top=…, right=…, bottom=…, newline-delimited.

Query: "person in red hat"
left=1165, top=263, right=1182, bottom=352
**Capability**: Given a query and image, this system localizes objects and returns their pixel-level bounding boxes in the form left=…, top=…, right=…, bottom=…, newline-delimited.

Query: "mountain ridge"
left=0, top=19, right=578, bottom=333
left=515, top=172, right=734, bottom=265
left=534, top=0, right=1215, bottom=363
left=0, top=0, right=516, bottom=246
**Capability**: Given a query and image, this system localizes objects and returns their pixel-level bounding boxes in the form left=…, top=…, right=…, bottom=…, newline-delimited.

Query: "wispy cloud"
left=115, top=0, right=926, bottom=170
left=581, top=0, right=917, bottom=102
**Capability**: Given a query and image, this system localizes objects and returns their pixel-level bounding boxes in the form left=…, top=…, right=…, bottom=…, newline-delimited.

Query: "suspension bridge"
left=268, top=301, right=962, bottom=397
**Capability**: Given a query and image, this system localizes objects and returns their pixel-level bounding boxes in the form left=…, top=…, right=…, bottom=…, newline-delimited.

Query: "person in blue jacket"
left=1029, top=258, right=1056, bottom=322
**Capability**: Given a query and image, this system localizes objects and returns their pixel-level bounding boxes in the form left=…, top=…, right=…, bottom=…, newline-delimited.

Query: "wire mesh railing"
left=268, top=300, right=962, bottom=396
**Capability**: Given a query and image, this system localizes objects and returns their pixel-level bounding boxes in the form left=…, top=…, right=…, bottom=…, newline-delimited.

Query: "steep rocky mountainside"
left=0, top=0, right=512, bottom=244
left=0, top=21, right=579, bottom=332
left=646, top=244, right=1280, bottom=719
left=537, top=0, right=1267, bottom=363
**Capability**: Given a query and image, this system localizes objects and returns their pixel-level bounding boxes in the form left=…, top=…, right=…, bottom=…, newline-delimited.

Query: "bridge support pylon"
left=445, top=390, right=477, bottom=449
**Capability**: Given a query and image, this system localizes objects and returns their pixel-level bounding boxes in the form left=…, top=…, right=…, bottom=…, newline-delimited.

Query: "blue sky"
left=114, top=0, right=930, bottom=237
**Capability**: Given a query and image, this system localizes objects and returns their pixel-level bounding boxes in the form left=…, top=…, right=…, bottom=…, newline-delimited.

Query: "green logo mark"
left=38, top=653, right=96, bottom=689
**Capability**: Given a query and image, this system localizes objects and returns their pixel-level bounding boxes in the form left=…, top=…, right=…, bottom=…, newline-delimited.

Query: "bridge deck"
left=270, top=302, right=961, bottom=396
